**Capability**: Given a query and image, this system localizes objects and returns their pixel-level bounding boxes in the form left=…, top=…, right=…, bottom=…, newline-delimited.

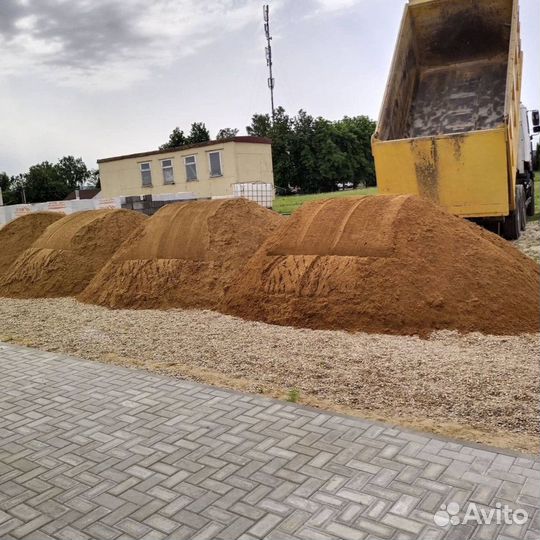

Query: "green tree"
left=0, top=171, right=9, bottom=191
left=334, top=116, right=377, bottom=187
left=216, top=127, right=239, bottom=140
left=246, top=107, right=295, bottom=194
left=269, top=107, right=296, bottom=194
left=56, top=155, right=90, bottom=190
left=187, top=122, right=210, bottom=144
left=246, top=107, right=376, bottom=194
left=23, top=162, right=69, bottom=203
left=288, top=109, right=318, bottom=192
left=1, top=157, right=97, bottom=205
left=0, top=172, right=18, bottom=205
left=246, top=113, right=272, bottom=137
left=89, top=169, right=101, bottom=189
left=10, top=174, right=26, bottom=204
left=1, top=172, right=11, bottom=199
left=313, top=117, right=350, bottom=191
left=159, top=127, right=186, bottom=150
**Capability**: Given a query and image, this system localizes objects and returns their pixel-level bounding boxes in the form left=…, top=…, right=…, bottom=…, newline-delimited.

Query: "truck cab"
left=518, top=104, right=537, bottom=220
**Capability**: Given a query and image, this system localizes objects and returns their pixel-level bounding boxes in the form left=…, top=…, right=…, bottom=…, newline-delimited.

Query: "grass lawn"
left=274, top=178, right=540, bottom=218
left=531, top=178, right=540, bottom=222
left=273, top=186, right=378, bottom=214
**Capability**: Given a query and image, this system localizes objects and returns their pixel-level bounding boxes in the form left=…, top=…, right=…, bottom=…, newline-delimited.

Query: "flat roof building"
left=98, top=136, right=274, bottom=200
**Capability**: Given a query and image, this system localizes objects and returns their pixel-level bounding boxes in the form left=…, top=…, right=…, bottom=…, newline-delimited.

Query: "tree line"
left=159, top=122, right=238, bottom=149
left=245, top=107, right=376, bottom=194
left=1, top=108, right=376, bottom=205
left=162, top=109, right=377, bottom=195
left=0, top=156, right=99, bottom=205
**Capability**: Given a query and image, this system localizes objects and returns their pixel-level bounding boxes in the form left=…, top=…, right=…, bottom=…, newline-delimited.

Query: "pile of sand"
left=0, top=212, right=64, bottom=275
left=220, top=195, right=540, bottom=336
left=80, top=198, right=284, bottom=309
left=0, top=209, right=146, bottom=298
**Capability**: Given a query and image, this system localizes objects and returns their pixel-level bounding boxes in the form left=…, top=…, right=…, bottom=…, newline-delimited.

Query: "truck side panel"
left=373, top=129, right=510, bottom=218
left=504, top=0, right=523, bottom=212
left=376, top=5, right=418, bottom=142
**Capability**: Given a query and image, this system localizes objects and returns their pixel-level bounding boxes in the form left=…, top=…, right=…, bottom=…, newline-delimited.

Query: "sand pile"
left=0, top=212, right=64, bottom=275
left=220, top=195, right=540, bottom=336
left=80, top=198, right=284, bottom=309
left=0, top=209, right=146, bottom=298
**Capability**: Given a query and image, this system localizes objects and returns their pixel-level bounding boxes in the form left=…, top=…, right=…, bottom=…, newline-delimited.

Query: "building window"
left=185, top=155, right=197, bottom=181
left=208, top=151, right=222, bottom=177
left=161, top=159, right=174, bottom=184
left=140, top=162, right=152, bottom=186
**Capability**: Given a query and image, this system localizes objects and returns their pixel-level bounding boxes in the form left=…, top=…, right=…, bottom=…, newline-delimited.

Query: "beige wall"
left=99, top=141, right=273, bottom=199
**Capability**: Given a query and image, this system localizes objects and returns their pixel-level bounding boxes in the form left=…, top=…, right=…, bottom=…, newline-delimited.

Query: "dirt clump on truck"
left=80, top=198, right=284, bottom=310
left=220, top=195, right=540, bottom=336
left=0, top=209, right=146, bottom=298
left=0, top=212, right=64, bottom=275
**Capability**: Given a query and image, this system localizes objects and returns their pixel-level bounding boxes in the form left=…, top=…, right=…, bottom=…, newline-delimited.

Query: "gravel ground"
left=0, top=297, right=537, bottom=454
left=514, top=220, right=540, bottom=262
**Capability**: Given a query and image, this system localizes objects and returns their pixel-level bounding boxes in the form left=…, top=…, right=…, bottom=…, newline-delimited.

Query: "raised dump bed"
left=372, top=0, right=531, bottom=239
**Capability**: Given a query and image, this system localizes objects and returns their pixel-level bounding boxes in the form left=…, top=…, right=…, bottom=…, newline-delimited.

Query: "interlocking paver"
left=0, top=342, right=538, bottom=540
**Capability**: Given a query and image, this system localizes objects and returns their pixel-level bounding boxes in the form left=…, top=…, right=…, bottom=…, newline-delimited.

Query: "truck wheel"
left=526, top=175, right=535, bottom=217
left=501, top=210, right=521, bottom=240
left=501, top=188, right=522, bottom=240
left=518, top=185, right=526, bottom=231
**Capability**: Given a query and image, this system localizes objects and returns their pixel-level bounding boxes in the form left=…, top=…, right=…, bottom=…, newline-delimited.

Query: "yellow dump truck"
left=372, top=0, right=539, bottom=239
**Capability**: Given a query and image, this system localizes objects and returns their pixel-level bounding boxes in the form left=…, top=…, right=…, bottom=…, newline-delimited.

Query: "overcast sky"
left=1, top=0, right=538, bottom=176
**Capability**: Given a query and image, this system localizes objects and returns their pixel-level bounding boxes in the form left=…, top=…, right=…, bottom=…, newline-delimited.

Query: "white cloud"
left=14, top=14, right=37, bottom=30
left=312, top=0, right=361, bottom=14
left=0, top=0, right=264, bottom=91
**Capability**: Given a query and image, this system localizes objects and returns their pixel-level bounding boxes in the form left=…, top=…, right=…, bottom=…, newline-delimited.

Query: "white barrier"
left=151, top=192, right=197, bottom=202
left=0, top=186, right=274, bottom=228
left=96, top=197, right=123, bottom=210
left=0, top=198, right=121, bottom=227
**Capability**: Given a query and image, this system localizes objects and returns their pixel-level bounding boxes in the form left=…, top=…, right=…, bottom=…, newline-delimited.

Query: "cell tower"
left=263, top=5, right=275, bottom=121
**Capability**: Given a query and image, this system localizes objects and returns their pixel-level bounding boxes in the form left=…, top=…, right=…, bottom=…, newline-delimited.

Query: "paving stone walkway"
left=0, top=342, right=538, bottom=540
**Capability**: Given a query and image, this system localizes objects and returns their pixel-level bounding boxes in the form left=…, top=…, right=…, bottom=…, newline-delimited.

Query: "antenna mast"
left=263, top=5, right=275, bottom=121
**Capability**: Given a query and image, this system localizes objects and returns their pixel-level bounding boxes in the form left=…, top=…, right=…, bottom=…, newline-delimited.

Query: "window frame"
left=139, top=161, right=152, bottom=187
left=184, top=154, right=198, bottom=182
left=208, top=150, right=223, bottom=178
left=160, top=158, right=175, bottom=185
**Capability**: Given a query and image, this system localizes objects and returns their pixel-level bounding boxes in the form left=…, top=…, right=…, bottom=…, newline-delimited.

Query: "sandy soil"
left=221, top=195, right=540, bottom=337
left=0, top=297, right=537, bottom=454
left=514, top=220, right=540, bottom=263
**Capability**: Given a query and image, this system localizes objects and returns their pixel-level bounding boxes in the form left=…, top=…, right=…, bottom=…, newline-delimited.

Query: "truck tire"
left=526, top=175, right=535, bottom=217
left=501, top=188, right=522, bottom=240
left=501, top=211, right=521, bottom=240
left=518, top=185, right=527, bottom=231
